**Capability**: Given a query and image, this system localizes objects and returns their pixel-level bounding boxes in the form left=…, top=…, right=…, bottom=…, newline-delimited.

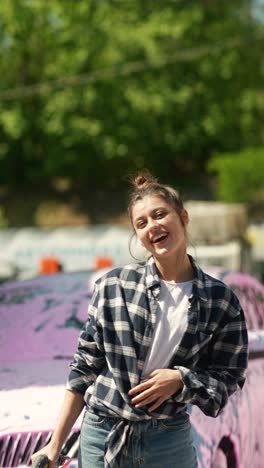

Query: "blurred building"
left=0, top=202, right=262, bottom=282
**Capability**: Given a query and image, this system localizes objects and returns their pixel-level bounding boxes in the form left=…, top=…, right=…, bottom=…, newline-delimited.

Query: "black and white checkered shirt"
left=67, top=255, right=248, bottom=467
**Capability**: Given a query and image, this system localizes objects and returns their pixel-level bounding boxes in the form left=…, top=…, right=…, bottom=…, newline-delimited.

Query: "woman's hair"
left=128, top=170, right=184, bottom=226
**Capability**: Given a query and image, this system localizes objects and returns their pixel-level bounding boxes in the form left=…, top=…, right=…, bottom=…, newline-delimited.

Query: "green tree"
left=208, top=147, right=264, bottom=203
left=0, top=0, right=264, bottom=221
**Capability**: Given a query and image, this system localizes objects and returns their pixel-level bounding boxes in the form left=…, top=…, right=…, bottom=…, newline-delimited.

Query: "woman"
left=32, top=172, right=248, bottom=468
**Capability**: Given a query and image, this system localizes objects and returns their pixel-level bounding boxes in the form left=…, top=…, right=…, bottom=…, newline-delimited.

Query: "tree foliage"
left=208, top=148, right=264, bottom=203
left=0, top=0, right=264, bottom=203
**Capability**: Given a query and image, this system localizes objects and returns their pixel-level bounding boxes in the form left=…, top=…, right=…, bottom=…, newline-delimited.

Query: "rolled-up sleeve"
left=173, top=293, right=248, bottom=417
left=67, top=283, right=106, bottom=395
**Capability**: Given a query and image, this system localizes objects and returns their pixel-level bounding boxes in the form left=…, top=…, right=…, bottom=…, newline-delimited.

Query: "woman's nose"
left=147, top=218, right=159, bottom=232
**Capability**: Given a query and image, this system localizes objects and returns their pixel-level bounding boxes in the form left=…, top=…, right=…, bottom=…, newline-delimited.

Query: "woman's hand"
left=31, top=443, right=60, bottom=468
left=128, top=369, right=183, bottom=412
left=30, top=390, right=84, bottom=467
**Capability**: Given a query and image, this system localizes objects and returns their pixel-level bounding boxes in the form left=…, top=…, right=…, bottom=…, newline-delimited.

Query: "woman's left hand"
left=128, top=369, right=184, bottom=412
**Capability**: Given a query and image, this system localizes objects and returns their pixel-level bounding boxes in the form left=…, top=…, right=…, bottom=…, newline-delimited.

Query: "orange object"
left=94, top=256, right=113, bottom=269
left=39, top=256, right=62, bottom=275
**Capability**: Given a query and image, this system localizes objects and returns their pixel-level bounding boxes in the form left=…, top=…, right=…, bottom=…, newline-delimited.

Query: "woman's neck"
left=154, top=252, right=193, bottom=283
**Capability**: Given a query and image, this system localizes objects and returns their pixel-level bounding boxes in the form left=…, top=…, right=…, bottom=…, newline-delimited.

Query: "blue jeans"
left=78, top=411, right=197, bottom=468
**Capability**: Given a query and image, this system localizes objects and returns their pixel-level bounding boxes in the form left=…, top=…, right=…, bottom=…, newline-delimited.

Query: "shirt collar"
left=145, top=254, right=208, bottom=302
left=145, top=256, right=161, bottom=290
left=188, top=254, right=208, bottom=302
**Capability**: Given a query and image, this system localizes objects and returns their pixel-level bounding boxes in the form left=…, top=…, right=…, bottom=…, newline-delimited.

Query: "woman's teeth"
left=154, top=234, right=168, bottom=243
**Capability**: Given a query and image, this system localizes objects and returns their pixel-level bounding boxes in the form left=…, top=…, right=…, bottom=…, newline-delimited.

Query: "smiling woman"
left=128, top=174, right=192, bottom=283
left=31, top=171, right=248, bottom=468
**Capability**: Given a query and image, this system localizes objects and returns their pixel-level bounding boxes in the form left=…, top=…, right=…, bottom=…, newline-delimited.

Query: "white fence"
left=0, top=224, right=254, bottom=281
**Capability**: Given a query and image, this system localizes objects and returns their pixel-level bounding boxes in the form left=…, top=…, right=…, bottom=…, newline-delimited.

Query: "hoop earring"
left=129, top=233, right=148, bottom=261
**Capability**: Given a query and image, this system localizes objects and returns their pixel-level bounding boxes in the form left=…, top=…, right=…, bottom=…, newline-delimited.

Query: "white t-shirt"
left=142, top=279, right=193, bottom=377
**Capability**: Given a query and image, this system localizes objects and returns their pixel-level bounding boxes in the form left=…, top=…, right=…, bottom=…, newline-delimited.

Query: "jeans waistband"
left=87, top=407, right=189, bottom=428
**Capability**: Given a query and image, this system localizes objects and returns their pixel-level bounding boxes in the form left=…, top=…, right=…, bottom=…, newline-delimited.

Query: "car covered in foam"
left=0, top=267, right=263, bottom=468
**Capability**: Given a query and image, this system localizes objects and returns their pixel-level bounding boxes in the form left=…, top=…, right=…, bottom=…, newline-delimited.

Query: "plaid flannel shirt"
left=67, top=255, right=248, bottom=467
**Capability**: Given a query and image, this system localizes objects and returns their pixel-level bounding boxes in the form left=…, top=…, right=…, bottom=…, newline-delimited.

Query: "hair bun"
left=133, top=171, right=158, bottom=191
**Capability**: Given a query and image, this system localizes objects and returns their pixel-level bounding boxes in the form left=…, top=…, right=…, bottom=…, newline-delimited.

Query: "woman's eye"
left=137, top=221, right=146, bottom=229
left=156, top=211, right=165, bottom=218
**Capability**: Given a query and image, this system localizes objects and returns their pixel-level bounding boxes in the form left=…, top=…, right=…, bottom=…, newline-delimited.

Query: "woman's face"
left=132, top=194, right=189, bottom=260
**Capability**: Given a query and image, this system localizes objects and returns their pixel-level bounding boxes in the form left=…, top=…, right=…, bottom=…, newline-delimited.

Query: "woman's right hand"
left=31, top=442, right=60, bottom=468
left=30, top=389, right=85, bottom=467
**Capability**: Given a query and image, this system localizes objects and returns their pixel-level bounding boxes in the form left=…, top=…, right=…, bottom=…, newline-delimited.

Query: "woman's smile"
left=151, top=232, right=169, bottom=246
